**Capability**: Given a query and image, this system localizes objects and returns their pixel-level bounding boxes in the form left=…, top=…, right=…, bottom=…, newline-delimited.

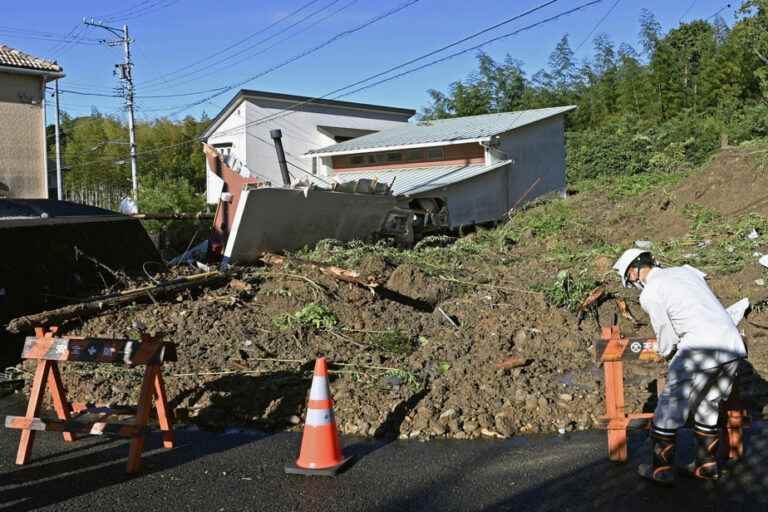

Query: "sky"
left=2, top=0, right=740, bottom=123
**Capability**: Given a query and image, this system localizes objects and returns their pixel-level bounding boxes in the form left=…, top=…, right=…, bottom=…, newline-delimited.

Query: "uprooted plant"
left=369, top=329, right=415, bottom=355
left=273, top=303, right=339, bottom=333
left=536, top=270, right=602, bottom=313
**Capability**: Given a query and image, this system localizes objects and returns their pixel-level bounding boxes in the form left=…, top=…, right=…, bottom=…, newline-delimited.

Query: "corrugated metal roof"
left=328, top=160, right=512, bottom=196
left=0, top=44, right=62, bottom=72
left=306, top=106, right=576, bottom=156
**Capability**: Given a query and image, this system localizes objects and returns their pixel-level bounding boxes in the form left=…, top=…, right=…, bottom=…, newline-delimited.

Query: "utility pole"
left=53, top=78, right=63, bottom=200
left=84, top=18, right=138, bottom=202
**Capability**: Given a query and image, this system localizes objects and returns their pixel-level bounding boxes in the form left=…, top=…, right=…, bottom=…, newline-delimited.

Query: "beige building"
left=0, top=44, right=64, bottom=198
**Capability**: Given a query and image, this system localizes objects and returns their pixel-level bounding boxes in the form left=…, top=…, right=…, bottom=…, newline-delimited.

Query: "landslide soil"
left=18, top=147, right=768, bottom=440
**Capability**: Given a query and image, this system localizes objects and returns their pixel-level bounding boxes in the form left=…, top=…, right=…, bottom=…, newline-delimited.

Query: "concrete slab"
left=223, top=186, right=411, bottom=264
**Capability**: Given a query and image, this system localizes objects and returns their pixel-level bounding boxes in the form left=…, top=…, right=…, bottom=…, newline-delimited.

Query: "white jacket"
left=639, top=266, right=746, bottom=367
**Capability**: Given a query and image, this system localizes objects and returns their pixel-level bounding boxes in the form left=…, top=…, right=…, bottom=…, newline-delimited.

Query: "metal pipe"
left=269, top=129, right=291, bottom=186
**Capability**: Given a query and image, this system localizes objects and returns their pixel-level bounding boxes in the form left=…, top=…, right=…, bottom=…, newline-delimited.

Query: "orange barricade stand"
left=4, top=327, right=176, bottom=473
left=595, top=324, right=750, bottom=462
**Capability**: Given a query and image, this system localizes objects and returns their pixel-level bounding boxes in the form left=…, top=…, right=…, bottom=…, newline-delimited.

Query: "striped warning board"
left=7, top=327, right=176, bottom=474
left=21, top=336, right=176, bottom=365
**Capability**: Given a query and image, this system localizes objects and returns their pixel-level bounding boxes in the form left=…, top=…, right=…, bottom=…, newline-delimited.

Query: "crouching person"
left=613, top=249, right=747, bottom=485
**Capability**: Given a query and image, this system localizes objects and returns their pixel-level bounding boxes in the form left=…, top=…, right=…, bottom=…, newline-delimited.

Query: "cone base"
left=284, top=456, right=353, bottom=477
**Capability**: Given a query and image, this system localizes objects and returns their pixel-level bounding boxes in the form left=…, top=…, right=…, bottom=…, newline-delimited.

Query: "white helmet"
left=613, top=248, right=652, bottom=288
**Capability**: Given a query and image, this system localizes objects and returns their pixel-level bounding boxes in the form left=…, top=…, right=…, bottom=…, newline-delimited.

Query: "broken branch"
left=7, top=272, right=228, bottom=333
left=260, top=253, right=383, bottom=289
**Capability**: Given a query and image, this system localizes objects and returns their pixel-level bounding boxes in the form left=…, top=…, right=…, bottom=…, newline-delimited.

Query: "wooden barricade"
left=594, top=325, right=750, bottom=462
left=5, top=327, right=177, bottom=473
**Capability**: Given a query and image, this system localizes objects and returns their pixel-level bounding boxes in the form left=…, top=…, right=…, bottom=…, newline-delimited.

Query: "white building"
left=305, top=106, right=576, bottom=229
left=201, top=89, right=415, bottom=204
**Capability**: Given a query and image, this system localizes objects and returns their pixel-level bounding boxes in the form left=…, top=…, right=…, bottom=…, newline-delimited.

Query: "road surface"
left=0, top=396, right=765, bottom=511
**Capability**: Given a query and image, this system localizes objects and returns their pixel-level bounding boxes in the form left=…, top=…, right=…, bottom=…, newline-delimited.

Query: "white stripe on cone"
left=308, top=375, right=330, bottom=401
left=306, top=408, right=334, bottom=426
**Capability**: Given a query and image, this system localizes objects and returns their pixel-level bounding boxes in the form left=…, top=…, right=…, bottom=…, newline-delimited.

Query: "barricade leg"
left=47, top=362, right=75, bottom=443
left=725, top=408, right=744, bottom=460
left=153, top=371, right=175, bottom=448
left=126, top=365, right=158, bottom=473
left=16, top=361, right=52, bottom=465
left=719, top=383, right=745, bottom=461
left=607, top=427, right=628, bottom=462
left=604, top=360, right=628, bottom=462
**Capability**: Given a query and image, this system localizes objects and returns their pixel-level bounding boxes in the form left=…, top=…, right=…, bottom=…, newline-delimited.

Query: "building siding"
left=204, top=97, right=412, bottom=198
left=0, top=71, right=45, bottom=198
left=409, top=115, right=568, bottom=228
left=497, top=115, right=567, bottom=206
left=240, top=99, right=412, bottom=184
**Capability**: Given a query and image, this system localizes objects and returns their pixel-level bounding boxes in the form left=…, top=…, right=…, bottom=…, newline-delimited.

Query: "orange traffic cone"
left=285, top=357, right=352, bottom=476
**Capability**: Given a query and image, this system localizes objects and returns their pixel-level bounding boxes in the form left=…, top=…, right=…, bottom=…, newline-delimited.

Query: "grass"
left=573, top=171, right=688, bottom=200
left=385, top=368, right=424, bottom=392
left=535, top=270, right=602, bottom=313
left=655, top=211, right=768, bottom=274
left=273, top=303, right=338, bottom=332
left=369, top=329, right=414, bottom=355
left=294, top=164, right=762, bottom=295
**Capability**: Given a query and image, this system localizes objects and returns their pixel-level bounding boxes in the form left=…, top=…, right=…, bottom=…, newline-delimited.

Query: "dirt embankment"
left=14, top=148, right=768, bottom=439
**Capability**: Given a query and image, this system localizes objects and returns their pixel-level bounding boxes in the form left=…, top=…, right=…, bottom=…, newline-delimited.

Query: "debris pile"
left=7, top=147, right=768, bottom=439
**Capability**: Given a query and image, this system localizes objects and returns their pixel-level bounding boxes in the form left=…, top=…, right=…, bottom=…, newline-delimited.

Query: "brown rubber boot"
left=638, top=425, right=677, bottom=486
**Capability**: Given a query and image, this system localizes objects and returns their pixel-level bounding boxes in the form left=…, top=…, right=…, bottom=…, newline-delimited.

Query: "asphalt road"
left=1, top=396, right=766, bottom=511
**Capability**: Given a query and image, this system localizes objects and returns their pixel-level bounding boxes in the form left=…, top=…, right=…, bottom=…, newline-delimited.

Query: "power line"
left=680, top=0, right=698, bottom=22
left=574, top=0, right=621, bottom=52
left=166, top=0, right=422, bottom=116
left=217, top=0, right=599, bottom=139
left=137, top=0, right=324, bottom=88
left=98, top=0, right=157, bottom=21
left=707, top=3, right=732, bottom=21
left=46, top=23, right=89, bottom=57
left=246, top=132, right=330, bottom=184
left=140, top=0, right=358, bottom=93
left=100, top=1, right=183, bottom=23
left=0, top=28, right=101, bottom=45
left=0, top=25, right=98, bottom=41
left=75, top=0, right=599, bottom=169
left=138, top=0, right=360, bottom=96
left=140, top=0, right=558, bottom=114
left=55, top=86, right=230, bottom=99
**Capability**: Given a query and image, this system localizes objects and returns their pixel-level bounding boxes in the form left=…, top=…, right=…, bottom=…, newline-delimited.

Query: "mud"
left=9, top=148, right=768, bottom=440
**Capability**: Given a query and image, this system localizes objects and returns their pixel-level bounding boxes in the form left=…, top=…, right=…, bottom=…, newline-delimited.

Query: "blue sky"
left=3, top=0, right=739, bottom=122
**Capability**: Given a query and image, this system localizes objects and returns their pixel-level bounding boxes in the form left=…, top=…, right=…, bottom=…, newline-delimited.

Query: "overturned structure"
left=204, top=106, right=575, bottom=264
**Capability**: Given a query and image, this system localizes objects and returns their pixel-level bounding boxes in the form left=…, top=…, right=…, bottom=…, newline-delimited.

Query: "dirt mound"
left=11, top=148, right=768, bottom=439
left=16, top=265, right=682, bottom=440
left=386, top=263, right=451, bottom=305
left=673, top=148, right=768, bottom=218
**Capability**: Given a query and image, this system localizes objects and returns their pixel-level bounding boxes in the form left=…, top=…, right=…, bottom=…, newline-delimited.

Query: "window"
left=350, top=155, right=366, bottom=166
left=426, top=147, right=444, bottom=160
left=371, top=153, right=388, bottom=164
left=386, top=152, right=403, bottom=162
left=406, top=149, right=423, bottom=161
